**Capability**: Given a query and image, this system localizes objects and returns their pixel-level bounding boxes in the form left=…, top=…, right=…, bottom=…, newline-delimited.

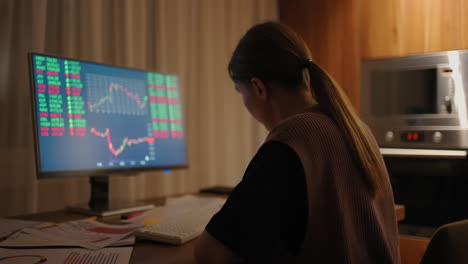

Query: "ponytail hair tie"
left=301, top=59, right=313, bottom=69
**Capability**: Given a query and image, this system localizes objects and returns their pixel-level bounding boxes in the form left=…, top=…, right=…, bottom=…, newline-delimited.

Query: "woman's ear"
left=250, top=77, right=269, bottom=101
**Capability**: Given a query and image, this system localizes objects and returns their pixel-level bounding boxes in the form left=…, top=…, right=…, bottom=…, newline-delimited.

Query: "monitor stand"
left=67, top=175, right=155, bottom=217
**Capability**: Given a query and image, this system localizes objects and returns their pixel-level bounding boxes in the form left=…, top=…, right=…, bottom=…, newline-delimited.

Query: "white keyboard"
left=135, top=196, right=224, bottom=245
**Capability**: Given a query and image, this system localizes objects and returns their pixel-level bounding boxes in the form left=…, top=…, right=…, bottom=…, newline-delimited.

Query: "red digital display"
left=402, top=132, right=424, bottom=142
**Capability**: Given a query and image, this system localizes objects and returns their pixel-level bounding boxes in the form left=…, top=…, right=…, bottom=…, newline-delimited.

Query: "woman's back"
left=194, top=22, right=400, bottom=264
left=266, top=106, right=400, bottom=263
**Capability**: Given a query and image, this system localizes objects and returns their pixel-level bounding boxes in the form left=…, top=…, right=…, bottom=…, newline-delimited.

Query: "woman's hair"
left=228, top=22, right=385, bottom=198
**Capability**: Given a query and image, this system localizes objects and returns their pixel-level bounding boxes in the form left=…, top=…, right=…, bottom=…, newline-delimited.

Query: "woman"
left=194, top=22, right=400, bottom=264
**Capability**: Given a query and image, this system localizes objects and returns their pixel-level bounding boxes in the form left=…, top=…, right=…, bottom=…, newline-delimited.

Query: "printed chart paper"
left=0, top=247, right=133, bottom=264
left=0, top=219, right=141, bottom=250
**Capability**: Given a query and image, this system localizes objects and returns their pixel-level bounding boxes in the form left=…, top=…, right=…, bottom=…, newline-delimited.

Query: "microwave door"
left=370, top=68, right=439, bottom=116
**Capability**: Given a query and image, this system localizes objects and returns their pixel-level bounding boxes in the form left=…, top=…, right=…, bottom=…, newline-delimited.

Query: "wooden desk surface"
left=14, top=200, right=405, bottom=264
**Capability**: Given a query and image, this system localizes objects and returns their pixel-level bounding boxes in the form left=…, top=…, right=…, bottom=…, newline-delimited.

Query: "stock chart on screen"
left=30, top=54, right=187, bottom=174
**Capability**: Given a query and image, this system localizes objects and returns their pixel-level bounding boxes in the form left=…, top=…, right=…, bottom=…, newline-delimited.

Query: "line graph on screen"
left=86, top=74, right=148, bottom=116
left=90, top=128, right=154, bottom=157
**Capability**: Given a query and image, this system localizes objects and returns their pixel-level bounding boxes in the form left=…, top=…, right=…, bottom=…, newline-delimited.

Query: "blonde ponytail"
left=305, top=60, right=385, bottom=198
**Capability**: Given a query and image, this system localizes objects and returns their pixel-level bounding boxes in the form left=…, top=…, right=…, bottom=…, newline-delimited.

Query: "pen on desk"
left=120, top=211, right=143, bottom=220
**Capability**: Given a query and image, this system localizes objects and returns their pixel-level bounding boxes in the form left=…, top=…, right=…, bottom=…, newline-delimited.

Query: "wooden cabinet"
left=400, top=235, right=430, bottom=264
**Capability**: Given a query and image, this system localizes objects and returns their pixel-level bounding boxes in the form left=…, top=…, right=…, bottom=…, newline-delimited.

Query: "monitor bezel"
left=29, top=52, right=189, bottom=179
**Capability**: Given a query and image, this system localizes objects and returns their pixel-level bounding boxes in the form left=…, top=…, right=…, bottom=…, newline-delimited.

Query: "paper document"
left=0, top=230, right=135, bottom=248
left=0, top=218, right=44, bottom=239
left=0, top=246, right=133, bottom=264
left=0, top=219, right=142, bottom=250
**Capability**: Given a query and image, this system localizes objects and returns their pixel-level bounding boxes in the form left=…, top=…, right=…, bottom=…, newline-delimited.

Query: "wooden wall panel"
left=399, top=235, right=430, bottom=264
left=279, top=0, right=361, bottom=109
left=280, top=0, right=468, bottom=109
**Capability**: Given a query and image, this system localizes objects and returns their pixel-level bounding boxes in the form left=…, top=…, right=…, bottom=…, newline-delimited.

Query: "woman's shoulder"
left=266, top=106, right=339, bottom=143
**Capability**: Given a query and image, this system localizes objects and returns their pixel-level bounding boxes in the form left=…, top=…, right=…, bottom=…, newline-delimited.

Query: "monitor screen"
left=30, top=53, right=188, bottom=178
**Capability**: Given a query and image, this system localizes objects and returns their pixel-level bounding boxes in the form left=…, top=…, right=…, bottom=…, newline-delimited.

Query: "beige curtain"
left=0, top=0, right=277, bottom=216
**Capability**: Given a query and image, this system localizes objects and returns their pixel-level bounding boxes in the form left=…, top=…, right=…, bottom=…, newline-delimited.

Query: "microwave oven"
left=361, top=50, right=468, bottom=157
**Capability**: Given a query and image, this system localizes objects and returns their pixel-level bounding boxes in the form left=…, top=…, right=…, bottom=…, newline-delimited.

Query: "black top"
left=205, top=141, right=308, bottom=262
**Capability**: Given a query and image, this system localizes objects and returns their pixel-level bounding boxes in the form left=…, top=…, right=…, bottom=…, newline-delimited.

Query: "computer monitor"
left=29, top=53, right=188, bottom=216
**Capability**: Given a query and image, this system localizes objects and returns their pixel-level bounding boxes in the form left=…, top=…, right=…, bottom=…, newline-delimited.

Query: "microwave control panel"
left=384, top=131, right=444, bottom=144
left=401, top=131, right=425, bottom=142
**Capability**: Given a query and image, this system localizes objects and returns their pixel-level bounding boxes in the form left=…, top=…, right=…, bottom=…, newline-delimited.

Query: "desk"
left=14, top=200, right=405, bottom=264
